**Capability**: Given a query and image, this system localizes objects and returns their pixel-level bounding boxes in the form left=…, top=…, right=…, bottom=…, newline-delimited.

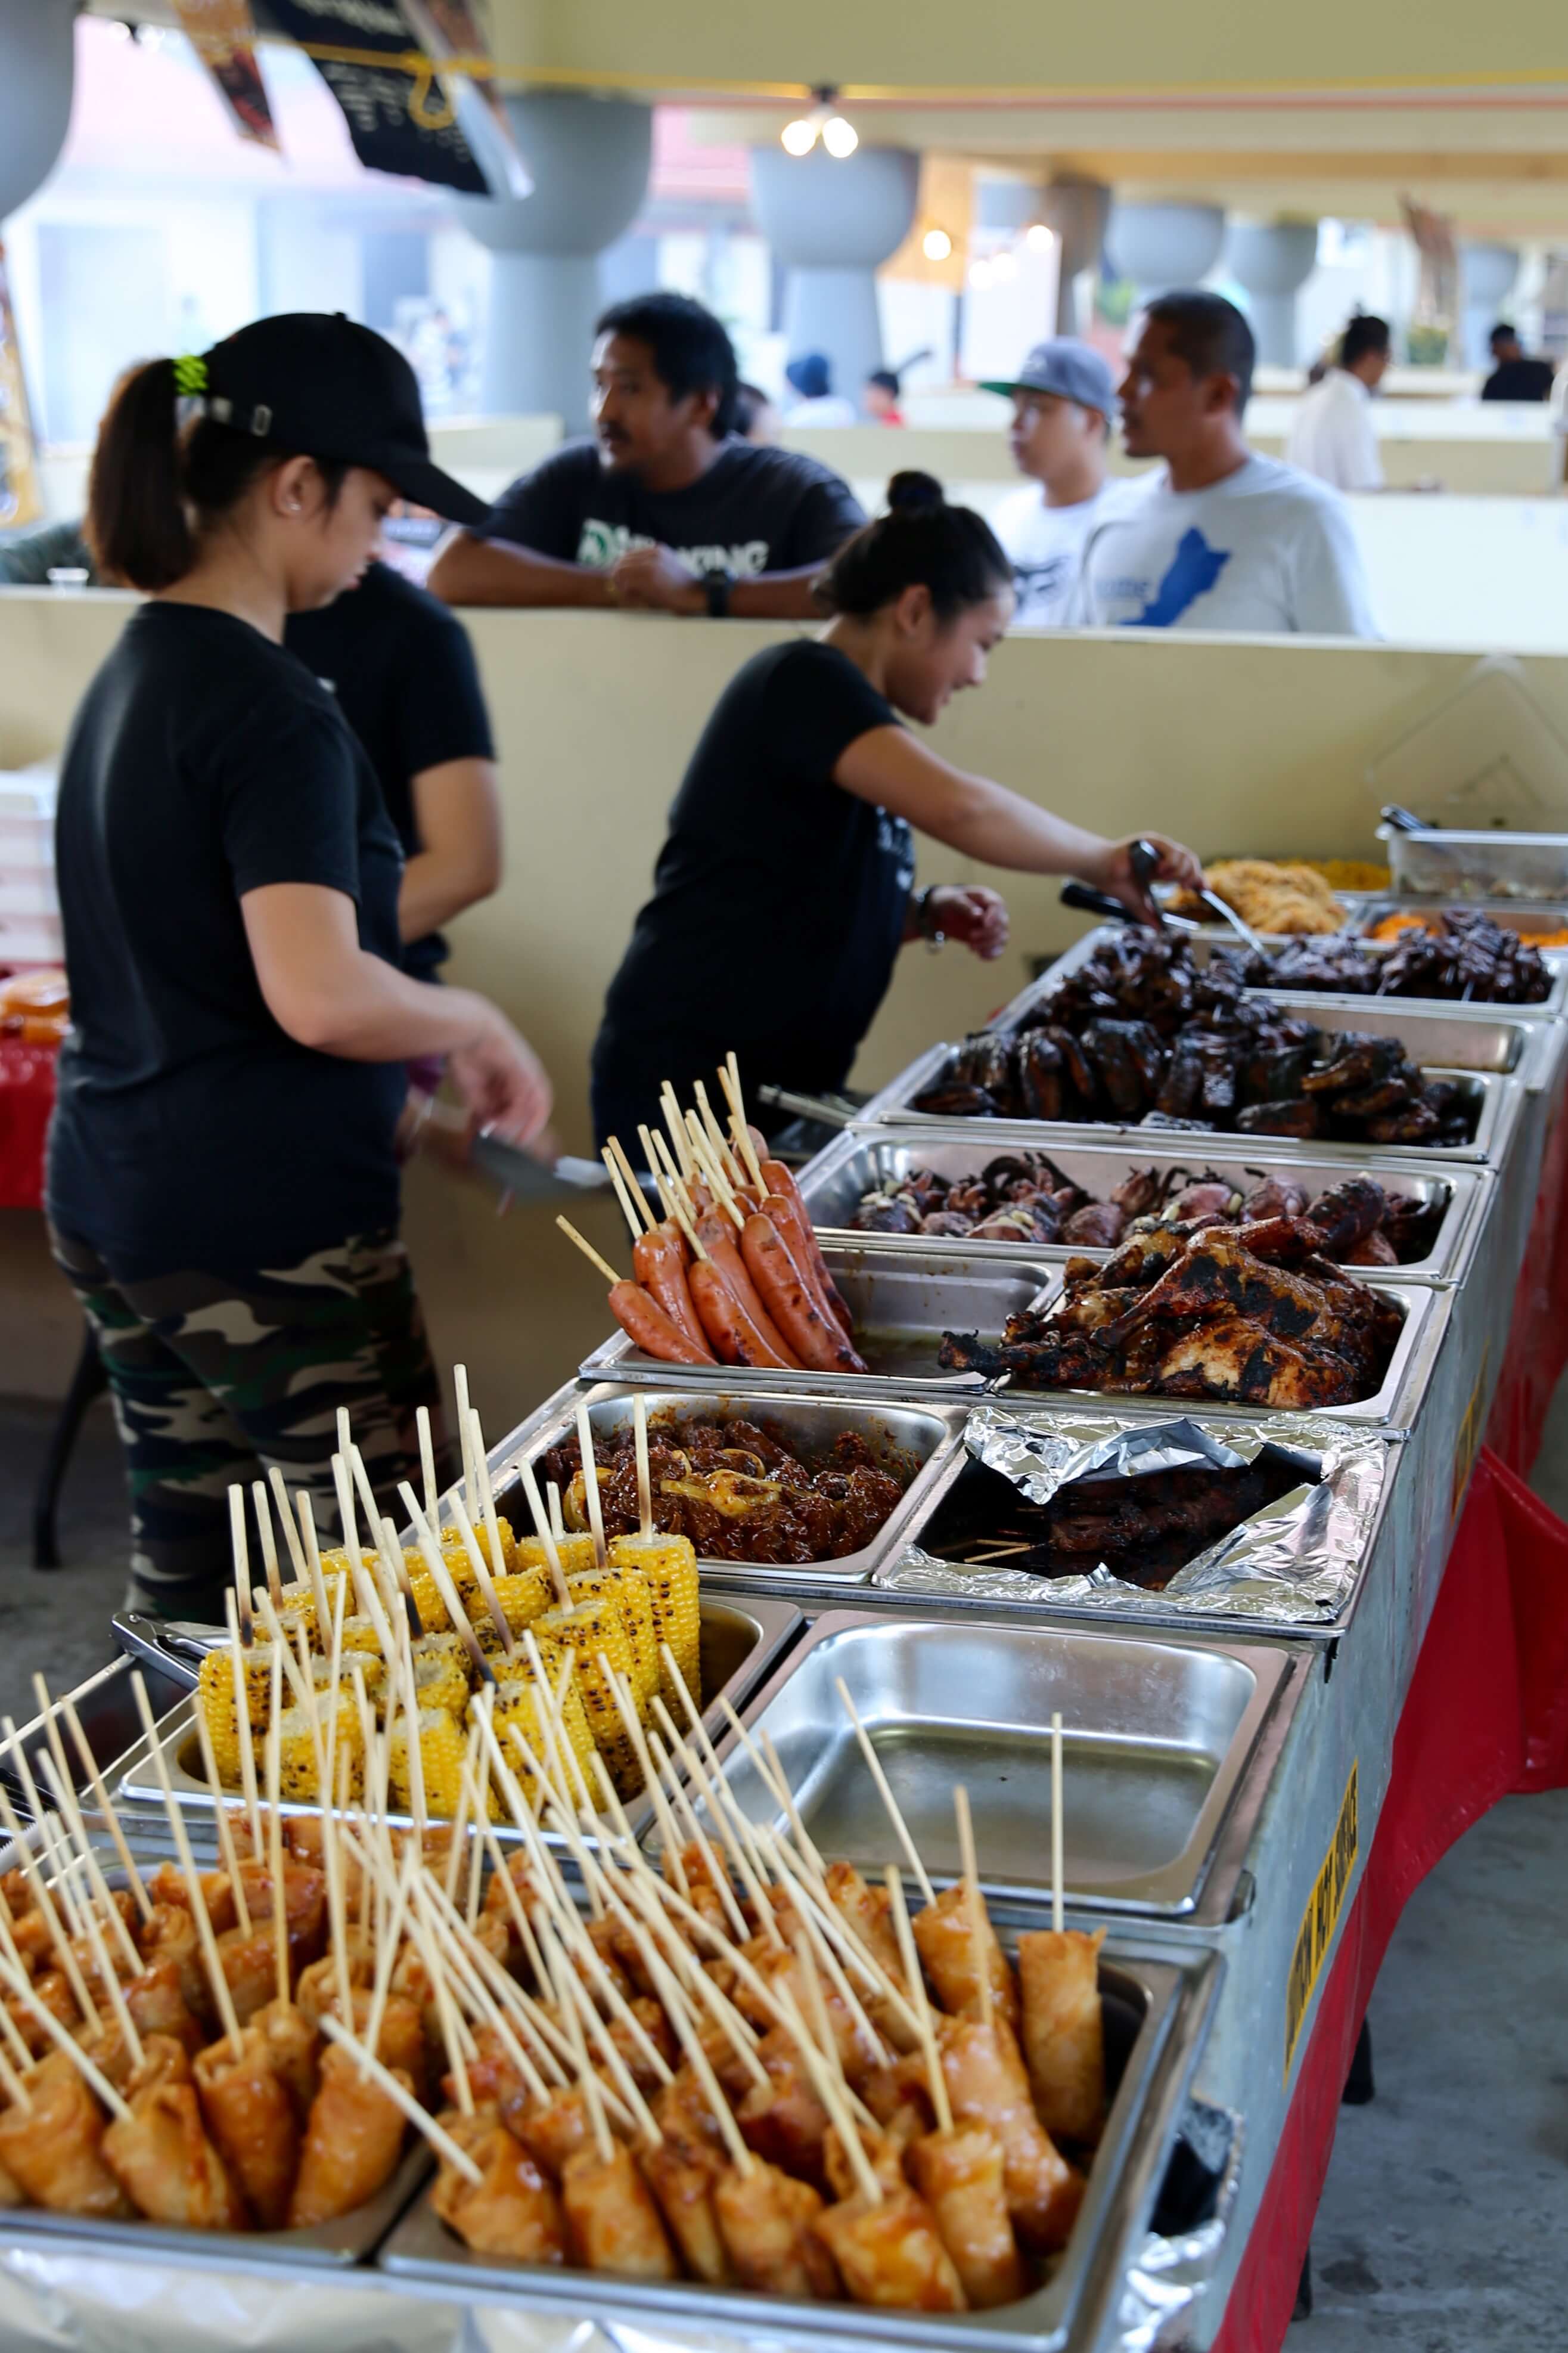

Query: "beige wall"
left=8, top=590, right=1568, bottom=1420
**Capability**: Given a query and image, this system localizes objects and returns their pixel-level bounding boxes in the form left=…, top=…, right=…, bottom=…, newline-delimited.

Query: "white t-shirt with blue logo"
left=1075, top=454, right=1380, bottom=637
left=991, top=479, right=1143, bottom=628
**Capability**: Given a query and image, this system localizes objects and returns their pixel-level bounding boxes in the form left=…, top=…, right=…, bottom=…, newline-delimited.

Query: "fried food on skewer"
left=1018, top=1927, right=1107, bottom=2146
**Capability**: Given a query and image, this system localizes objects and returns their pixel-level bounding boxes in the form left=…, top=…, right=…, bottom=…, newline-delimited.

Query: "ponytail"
left=85, top=356, right=350, bottom=593
left=86, top=360, right=194, bottom=592
left=815, top=470, right=1013, bottom=623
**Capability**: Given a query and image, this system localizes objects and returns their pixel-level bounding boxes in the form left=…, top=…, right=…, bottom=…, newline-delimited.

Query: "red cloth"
left=0, top=1037, right=55, bottom=1210
left=1211, top=1446, right=1568, bottom=2352
left=1485, top=1102, right=1568, bottom=1475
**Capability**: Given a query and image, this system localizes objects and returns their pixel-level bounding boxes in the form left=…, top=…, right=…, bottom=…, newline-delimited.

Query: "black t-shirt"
left=48, top=603, right=408, bottom=1283
left=1481, top=357, right=1555, bottom=402
left=599, top=640, right=914, bottom=1093
left=285, top=562, right=493, bottom=977
left=483, top=438, right=866, bottom=581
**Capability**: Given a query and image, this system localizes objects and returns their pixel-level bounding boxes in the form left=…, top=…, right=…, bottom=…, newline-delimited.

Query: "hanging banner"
left=0, top=246, right=44, bottom=534
left=263, top=0, right=521, bottom=196
left=399, top=0, right=531, bottom=196
left=172, top=0, right=281, bottom=150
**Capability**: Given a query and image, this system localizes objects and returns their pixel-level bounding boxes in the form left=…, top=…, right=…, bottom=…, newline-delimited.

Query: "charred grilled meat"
left=937, top=1213, right=1403, bottom=1407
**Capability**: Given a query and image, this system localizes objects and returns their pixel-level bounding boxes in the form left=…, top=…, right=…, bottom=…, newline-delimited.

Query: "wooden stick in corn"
left=267, top=1465, right=308, bottom=1587
left=573, top=1400, right=608, bottom=1570
left=398, top=1482, right=492, bottom=1682
left=467, top=1406, right=507, bottom=1576
left=193, top=1706, right=252, bottom=1936
left=548, top=1650, right=600, bottom=1822
left=297, top=1490, right=333, bottom=1641
left=416, top=1403, right=440, bottom=1523
left=129, top=1673, right=244, bottom=2055
left=448, top=1490, right=511, bottom=1657
left=546, top=1481, right=564, bottom=1542
left=31, top=1674, right=142, bottom=1975
left=220, top=1589, right=264, bottom=1852
left=229, top=1484, right=254, bottom=1641
left=516, top=1458, right=569, bottom=1607
left=330, top=1442, right=359, bottom=1572
left=248, top=1479, right=282, bottom=1608
left=0, top=1731, right=100, bottom=2031
left=63, top=1695, right=151, bottom=1923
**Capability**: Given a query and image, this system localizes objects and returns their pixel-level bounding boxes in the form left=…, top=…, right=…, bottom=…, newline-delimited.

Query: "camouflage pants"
left=49, top=1225, right=451, bottom=1623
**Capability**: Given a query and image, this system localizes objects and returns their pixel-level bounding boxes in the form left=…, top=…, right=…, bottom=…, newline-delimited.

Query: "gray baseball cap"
left=982, top=337, right=1118, bottom=417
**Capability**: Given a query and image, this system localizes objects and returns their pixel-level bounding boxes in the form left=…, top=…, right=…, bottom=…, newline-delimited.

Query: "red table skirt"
left=0, top=1038, right=55, bottom=1211
left=1211, top=1444, right=1568, bottom=2351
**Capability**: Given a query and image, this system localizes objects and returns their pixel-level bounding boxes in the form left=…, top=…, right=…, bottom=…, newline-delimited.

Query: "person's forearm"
left=427, top=533, right=616, bottom=609
left=933, top=774, right=1111, bottom=875
left=726, top=568, right=829, bottom=619
left=288, top=950, right=496, bottom=1062
left=398, top=849, right=497, bottom=943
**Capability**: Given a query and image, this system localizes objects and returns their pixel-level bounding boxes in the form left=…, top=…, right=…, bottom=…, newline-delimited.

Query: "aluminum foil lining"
left=875, top=1404, right=1390, bottom=1625
left=1112, top=2103, right=1246, bottom=2352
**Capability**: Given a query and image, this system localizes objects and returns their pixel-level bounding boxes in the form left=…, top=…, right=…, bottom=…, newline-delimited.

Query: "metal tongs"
left=111, top=1611, right=223, bottom=1695
left=1129, top=836, right=1271, bottom=957
left=1061, top=838, right=1270, bottom=957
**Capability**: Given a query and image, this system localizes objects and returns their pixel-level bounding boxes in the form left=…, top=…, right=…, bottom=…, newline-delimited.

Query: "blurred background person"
left=734, top=380, right=781, bottom=444
left=982, top=339, right=1136, bottom=627
left=864, top=367, right=905, bottom=424
left=1285, top=313, right=1390, bottom=492
left=783, top=351, right=858, bottom=426
left=1482, top=323, right=1556, bottom=403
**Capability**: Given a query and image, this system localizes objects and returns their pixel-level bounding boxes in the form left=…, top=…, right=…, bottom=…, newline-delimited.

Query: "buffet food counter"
left=5, top=889, right=1568, bottom=2353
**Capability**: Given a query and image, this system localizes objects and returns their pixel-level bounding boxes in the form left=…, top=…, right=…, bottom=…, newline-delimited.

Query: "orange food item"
left=1368, top=909, right=1568, bottom=948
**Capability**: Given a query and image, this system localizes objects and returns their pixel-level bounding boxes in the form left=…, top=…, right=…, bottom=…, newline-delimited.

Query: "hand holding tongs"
left=1126, top=835, right=1270, bottom=957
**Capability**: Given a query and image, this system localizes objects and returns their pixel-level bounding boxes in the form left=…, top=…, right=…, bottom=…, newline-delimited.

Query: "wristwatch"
left=704, top=569, right=735, bottom=618
left=915, top=886, right=946, bottom=950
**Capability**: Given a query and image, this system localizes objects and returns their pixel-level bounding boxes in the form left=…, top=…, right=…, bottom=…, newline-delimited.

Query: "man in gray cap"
left=982, top=337, right=1136, bottom=625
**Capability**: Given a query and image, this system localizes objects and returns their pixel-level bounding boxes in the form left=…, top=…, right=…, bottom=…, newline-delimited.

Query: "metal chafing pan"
left=1152, top=921, right=1567, bottom=1013
left=108, top=1589, right=802, bottom=1859
left=485, top=1381, right=967, bottom=1591
left=991, top=929, right=1559, bottom=1053
left=861, top=1039, right=1526, bottom=1168
left=1376, top=821, right=1568, bottom=903
left=991, top=1270, right=1450, bottom=1433
left=795, top=1124, right=1494, bottom=1285
left=579, top=1241, right=1060, bottom=1400
left=1350, top=897, right=1568, bottom=960
left=380, top=1930, right=1228, bottom=2353
left=690, top=1607, right=1305, bottom=1921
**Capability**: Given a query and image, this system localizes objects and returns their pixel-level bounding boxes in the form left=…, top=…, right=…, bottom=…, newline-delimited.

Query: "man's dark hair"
left=1490, top=322, right=1520, bottom=352
left=867, top=368, right=901, bottom=396
left=593, top=292, right=739, bottom=438
left=1340, top=314, right=1391, bottom=370
left=732, top=382, right=771, bottom=438
left=1143, top=290, right=1256, bottom=411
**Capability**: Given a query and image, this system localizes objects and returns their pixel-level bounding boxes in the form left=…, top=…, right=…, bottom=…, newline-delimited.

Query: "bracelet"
left=916, top=887, right=946, bottom=950
left=704, top=569, right=734, bottom=618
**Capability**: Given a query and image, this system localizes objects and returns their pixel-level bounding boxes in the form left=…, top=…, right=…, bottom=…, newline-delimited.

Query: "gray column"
left=0, top=0, right=75, bottom=220
left=1105, top=201, right=1226, bottom=309
left=749, top=146, right=920, bottom=400
left=454, top=93, right=652, bottom=430
left=1225, top=221, right=1319, bottom=368
left=1035, top=178, right=1110, bottom=334
left=1460, top=242, right=1519, bottom=370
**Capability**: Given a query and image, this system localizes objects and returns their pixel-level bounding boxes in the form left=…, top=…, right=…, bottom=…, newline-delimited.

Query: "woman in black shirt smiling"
left=48, top=313, right=551, bottom=1619
left=590, top=471, right=1201, bottom=1149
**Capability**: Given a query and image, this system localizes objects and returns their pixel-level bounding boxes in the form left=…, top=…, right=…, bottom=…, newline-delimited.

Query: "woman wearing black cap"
left=47, top=313, right=551, bottom=1619
left=590, top=472, right=1201, bottom=1151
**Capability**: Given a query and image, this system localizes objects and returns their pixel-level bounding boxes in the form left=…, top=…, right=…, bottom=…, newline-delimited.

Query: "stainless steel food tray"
left=485, top=1381, right=967, bottom=1591
left=1377, top=821, right=1568, bottom=903
left=989, top=1270, right=1451, bottom=1433
left=796, top=1124, right=1494, bottom=1285
left=693, top=1607, right=1305, bottom=1921
left=579, top=1240, right=1060, bottom=1402
left=861, top=1041, right=1526, bottom=1169
left=380, top=1930, right=1227, bottom=2353
left=110, top=1589, right=803, bottom=1858
left=0, top=2142, right=433, bottom=2269
left=991, top=931, right=1561, bottom=1050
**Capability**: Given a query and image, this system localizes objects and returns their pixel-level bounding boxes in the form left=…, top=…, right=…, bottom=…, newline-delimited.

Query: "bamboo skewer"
left=192, top=1705, right=252, bottom=1936
left=719, top=1058, right=768, bottom=1195
left=417, top=1405, right=440, bottom=1526
left=645, top=1728, right=749, bottom=1946
left=318, top=2013, right=483, bottom=2184
left=251, top=1480, right=284, bottom=1607
left=516, top=1459, right=571, bottom=1610
left=1051, top=1710, right=1065, bottom=1936
left=331, top=1441, right=360, bottom=1573
left=632, top=1396, right=654, bottom=1543
left=296, top=1492, right=333, bottom=1644
left=556, top=1217, right=623, bottom=1288
left=223, top=1590, right=265, bottom=1859
left=954, top=1784, right=992, bottom=2037
left=448, top=1492, right=513, bottom=1657
left=0, top=1952, right=132, bottom=2123
left=266, top=1651, right=290, bottom=2004
left=268, top=1466, right=308, bottom=1587
left=31, top=1675, right=141, bottom=1976
left=0, top=1738, right=100, bottom=2031
left=575, top=1400, right=608, bottom=1571
left=452, top=1366, right=476, bottom=1521
left=63, top=1697, right=151, bottom=1925
left=649, top=1695, right=780, bottom=1949
left=659, top=1084, right=696, bottom=1182
left=836, top=1676, right=935, bottom=1906
left=129, top=1673, right=244, bottom=2054
left=397, top=1486, right=494, bottom=1682
left=602, top=1146, right=648, bottom=1242
left=787, top=1938, right=883, bottom=2206
left=229, top=1486, right=254, bottom=1642
left=887, top=1863, right=952, bottom=2132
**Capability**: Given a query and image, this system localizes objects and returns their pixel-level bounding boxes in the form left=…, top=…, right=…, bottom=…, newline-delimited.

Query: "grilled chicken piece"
left=912, top=1082, right=1000, bottom=1120
left=1019, top=1033, right=1064, bottom=1121
left=1082, top=1019, right=1165, bottom=1117
left=1152, top=1319, right=1367, bottom=1408
left=1301, top=1033, right=1404, bottom=1095
left=1299, top=1174, right=1387, bottom=1257
left=1235, top=1098, right=1321, bottom=1139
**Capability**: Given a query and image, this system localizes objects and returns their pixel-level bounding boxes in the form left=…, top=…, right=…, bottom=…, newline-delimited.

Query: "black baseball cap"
left=186, top=312, right=491, bottom=527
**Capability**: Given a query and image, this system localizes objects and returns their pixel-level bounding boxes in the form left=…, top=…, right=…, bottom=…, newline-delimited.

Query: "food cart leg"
left=1294, top=2243, right=1313, bottom=2320
left=30, top=1321, right=108, bottom=1570
left=1342, top=2019, right=1375, bottom=2106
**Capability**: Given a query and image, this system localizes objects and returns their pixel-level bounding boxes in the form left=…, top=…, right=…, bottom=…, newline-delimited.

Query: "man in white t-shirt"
left=1285, top=314, right=1389, bottom=492
left=981, top=339, right=1140, bottom=625
left=1078, top=292, right=1379, bottom=637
